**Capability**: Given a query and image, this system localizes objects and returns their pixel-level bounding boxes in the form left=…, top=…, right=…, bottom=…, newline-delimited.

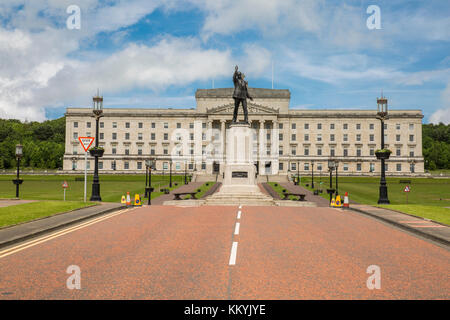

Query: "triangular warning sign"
left=62, top=181, right=69, bottom=188
left=78, top=137, right=95, bottom=152
left=404, top=185, right=410, bottom=192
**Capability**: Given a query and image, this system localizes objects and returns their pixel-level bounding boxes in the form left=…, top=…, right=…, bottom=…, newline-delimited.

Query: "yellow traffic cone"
left=335, top=194, right=343, bottom=207
left=121, top=195, right=126, bottom=204
left=330, top=197, right=336, bottom=207
left=134, top=194, right=142, bottom=206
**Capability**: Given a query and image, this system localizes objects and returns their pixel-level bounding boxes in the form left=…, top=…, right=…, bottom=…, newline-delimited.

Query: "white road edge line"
left=234, top=222, right=240, bottom=235
left=0, top=208, right=131, bottom=259
left=237, top=210, right=241, bottom=219
left=229, top=242, right=238, bottom=265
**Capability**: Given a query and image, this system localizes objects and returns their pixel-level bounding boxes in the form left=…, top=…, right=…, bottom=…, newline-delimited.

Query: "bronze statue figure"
left=232, top=65, right=253, bottom=123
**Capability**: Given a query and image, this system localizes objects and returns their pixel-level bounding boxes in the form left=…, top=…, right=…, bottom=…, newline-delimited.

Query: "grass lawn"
left=0, top=201, right=95, bottom=228
left=267, top=182, right=303, bottom=200
left=297, top=175, right=450, bottom=225
left=378, top=205, right=450, bottom=226
left=0, top=174, right=185, bottom=203
left=186, top=181, right=215, bottom=199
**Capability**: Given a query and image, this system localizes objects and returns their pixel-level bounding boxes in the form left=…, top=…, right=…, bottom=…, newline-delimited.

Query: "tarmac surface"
left=0, top=204, right=448, bottom=299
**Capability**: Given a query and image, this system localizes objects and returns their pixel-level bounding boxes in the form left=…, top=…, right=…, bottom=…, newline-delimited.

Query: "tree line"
left=422, top=123, right=450, bottom=170
left=0, top=117, right=65, bottom=169
left=0, top=117, right=449, bottom=170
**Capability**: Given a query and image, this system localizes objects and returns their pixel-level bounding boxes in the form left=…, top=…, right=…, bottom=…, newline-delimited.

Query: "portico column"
left=221, top=120, right=226, bottom=172
left=259, top=119, right=266, bottom=175
left=207, top=120, right=213, bottom=174
left=272, top=120, right=279, bottom=175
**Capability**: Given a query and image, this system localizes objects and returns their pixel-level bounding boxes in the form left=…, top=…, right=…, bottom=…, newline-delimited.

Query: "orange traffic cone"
left=343, top=192, right=349, bottom=209
left=126, top=192, right=131, bottom=207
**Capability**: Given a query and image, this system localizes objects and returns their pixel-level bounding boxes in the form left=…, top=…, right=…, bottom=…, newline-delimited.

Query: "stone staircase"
left=203, top=184, right=276, bottom=206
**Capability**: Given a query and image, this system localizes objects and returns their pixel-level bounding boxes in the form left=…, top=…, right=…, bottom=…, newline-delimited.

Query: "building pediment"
left=207, top=103, right=279, bottom=115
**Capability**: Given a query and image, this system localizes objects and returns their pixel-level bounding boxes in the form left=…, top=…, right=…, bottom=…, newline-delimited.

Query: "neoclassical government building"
left=63, top=88, right=424, bottom=176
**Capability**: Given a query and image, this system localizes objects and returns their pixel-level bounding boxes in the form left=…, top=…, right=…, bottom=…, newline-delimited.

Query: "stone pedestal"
left=221, top=123, right=256, bottom=192
left=205, top=122, right=275, bottom=205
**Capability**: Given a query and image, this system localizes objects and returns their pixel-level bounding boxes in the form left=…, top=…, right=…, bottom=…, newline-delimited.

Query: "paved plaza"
left=0, top=203, right=448, bottom=299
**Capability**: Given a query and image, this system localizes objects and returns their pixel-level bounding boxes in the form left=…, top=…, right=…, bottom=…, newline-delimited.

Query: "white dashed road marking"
left=229, top=242, right=238, bottom=265
left=234, top=222, right=240, bottom=235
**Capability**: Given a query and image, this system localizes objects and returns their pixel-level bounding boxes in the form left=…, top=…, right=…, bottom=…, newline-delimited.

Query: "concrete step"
left=208, top=193, right=273, bottom=200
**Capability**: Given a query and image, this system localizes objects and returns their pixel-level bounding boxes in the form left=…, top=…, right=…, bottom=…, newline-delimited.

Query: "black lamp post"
left=184, top=160, right=187, bottom=185
left=145, top=159, right=155, bottom=205
left=327, top=159, right=335, bottom=204
left=12, top=144, right=23, bottom=198
left=334, top=161, right=339, bottom=196
left=145, top=162, right=149, bottom=198
left=376, top=96, right=390, bottom=204
left=311, top=161, right=314, bottom=189
left=89, top=91, right=104, bottom=202
left=169, top=159, right=173, bottom=188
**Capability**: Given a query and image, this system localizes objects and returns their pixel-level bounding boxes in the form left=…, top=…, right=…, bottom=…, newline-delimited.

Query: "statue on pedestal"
left=232, top=65, right=253, bottom=123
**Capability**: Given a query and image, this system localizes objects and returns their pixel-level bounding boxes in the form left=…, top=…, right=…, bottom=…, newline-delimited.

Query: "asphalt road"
left=0, top=205, right=448, bottom=299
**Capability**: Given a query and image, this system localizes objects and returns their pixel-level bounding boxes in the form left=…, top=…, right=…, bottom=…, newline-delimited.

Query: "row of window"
left=72, top=161, right=199, bottom=171
left=74, top=121, right=205, bottom=129
left=72, top=144, right=417, bottom=157
left=284, top=133, right=415, bottom=142
left=72, top=131, right=416, bottom=143
left=72, top=160, right=415, bottom=173
left=284, top=162, right=415, bottom=173
left=283, top=146, right=416, bottom=157
left=73, top=121, right=416, bottom=131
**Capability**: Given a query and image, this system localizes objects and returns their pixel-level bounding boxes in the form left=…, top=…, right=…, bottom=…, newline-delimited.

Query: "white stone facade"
left=63, top=88, right=424, bottom=176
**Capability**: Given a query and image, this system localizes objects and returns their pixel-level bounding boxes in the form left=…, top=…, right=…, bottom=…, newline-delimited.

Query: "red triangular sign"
left=78, top=137, right=95, bottom=152
left=62, top=181, right=68, bottom=188
left=404, top=186, right=410, bottom=192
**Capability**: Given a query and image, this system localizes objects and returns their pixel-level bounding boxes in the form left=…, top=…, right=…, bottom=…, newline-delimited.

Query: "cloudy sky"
left=0, top=0, right=449, bottom=123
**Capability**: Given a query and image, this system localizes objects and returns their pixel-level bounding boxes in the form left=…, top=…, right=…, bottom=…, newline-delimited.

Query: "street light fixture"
left=327, top=159, right=336, bottom=204
left=169, top=159, right=173, bottom=188
left=334, top=160, right=339, bottom=196
left=12, top=144, right=23, bottom=198
left=311, top=161, right=314, bottom=190
left=145, top=158, right=155, bottom=205
left=184, top=160, right=187, bottom=185
left=376, top=95, right=390, bottom=204
left=90, top=90, right=104, bottom=202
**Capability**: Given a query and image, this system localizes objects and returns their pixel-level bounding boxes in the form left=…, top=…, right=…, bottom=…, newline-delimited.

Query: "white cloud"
left=197, top=0, right=326, bottom=41
left=429, top=107, right=450, bottom=124
left=429, top=84, right=450, bottom=124
left=0, top=34, right=235, bottom=121
left=0, top=1, right=233, bottom=121
left=1, top=0, right=449, bottom=122
left=239, top=44, right=272, bottom=78
left=280, top=49, right=450, bottom=86
left=281, top=50, right=403, bottom=84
